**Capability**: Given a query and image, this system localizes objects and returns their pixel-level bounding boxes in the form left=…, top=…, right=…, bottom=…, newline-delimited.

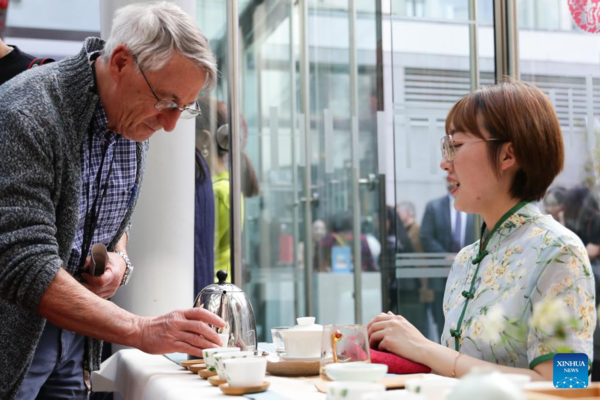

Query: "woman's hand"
left=367, top=311, right=431, bottom=364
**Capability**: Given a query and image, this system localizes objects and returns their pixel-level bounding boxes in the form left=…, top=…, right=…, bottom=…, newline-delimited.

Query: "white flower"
left=565, top=294, right=577, bottom=308
left=480, top=305, right=505, bottom=344
left=472, top=320, right=484, bottom=337
left=562, top=276, right=573, bottom=287
left=567, top=258, right=579, bottom=275
left=531, top=298, right=570, bottom=334
left=505, top=272, right=515, bottom=284
left=549, top=283, right=565, bottom=298
left=530, top=228, right=546, bottom=238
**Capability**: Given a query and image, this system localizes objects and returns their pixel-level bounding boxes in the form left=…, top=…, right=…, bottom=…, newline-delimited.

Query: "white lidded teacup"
left=214, top=351, right=255, bottom=380
left=223, top=357, right=267, bottom=388
left=202, top=347, right=240, bottom=372
left=279, top=317, right=322, bottom=358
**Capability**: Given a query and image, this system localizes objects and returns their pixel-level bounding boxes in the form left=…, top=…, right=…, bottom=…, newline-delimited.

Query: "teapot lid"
left=289, top=317, right=322, bottom=332
left=200, top=271, right=243, bottom=293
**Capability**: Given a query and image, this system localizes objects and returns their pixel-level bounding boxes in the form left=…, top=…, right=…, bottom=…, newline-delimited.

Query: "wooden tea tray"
left=315, top=374, right=425, bottom=393
left=266, top=355, right=320, bottom=377
left=219, top=381, right=270, bottom=396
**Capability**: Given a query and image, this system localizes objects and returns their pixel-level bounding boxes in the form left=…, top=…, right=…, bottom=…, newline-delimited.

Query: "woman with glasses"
left=368, top=79, right=595, bottom=381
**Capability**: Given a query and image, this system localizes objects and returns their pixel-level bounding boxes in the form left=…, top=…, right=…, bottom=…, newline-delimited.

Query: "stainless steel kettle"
left=193, top=270, right=257, bottom=351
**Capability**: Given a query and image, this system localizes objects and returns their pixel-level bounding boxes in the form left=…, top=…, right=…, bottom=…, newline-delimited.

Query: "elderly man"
left=0, top=3, right=224, bottom=399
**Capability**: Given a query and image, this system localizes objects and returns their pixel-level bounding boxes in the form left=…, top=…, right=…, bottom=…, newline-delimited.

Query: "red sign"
left=569, top=0, right=600, bottom=33
left=0, top=0, right=7, bottom=39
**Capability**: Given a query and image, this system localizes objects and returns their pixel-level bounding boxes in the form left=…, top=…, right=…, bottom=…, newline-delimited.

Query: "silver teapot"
left=193, top=270, right=257, bottom=351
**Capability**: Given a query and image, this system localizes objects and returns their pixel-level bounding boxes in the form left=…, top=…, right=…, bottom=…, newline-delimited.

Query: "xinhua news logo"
left=553, top=353, right=589, bottom=389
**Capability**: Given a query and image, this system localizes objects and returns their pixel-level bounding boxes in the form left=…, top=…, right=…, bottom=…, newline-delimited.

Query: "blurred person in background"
left=543, top=186, right=567, bottom=224
left=420, top=180, right=475, bottom=336
left=397, top=201, right=434, bottom=317
left=195, top=99, right=259, bottom=283
left=315, top=212, right=376, bottom=272
left=193, top=98, right=217, bottom=296
left=0, top=37, right=54, bottom=85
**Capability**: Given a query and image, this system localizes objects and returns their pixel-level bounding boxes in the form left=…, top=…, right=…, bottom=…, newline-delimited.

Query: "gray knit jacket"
left=0, top=38, right=148, bottom=399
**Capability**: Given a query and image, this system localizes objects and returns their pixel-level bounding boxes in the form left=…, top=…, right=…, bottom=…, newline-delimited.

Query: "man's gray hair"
left=102, top=2, right=217, bottom=92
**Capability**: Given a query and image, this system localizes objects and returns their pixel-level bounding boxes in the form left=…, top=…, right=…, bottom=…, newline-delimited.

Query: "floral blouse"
left=441, top=202, right=595, bottom=370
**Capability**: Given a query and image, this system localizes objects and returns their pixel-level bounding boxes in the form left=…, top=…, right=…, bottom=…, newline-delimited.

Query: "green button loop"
left=449, top=201, right=530, bottom=351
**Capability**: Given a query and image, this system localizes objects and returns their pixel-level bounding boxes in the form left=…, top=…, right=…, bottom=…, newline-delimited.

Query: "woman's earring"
left=202, top=144, right=209, bottom=158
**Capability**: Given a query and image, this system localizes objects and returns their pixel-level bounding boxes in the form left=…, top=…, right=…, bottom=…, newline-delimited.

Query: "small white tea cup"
left=218, top=333, right=230, bottom=347
left=326, top=382, right=385, bottom=400
left=202, top=347, right=240, bottom=372
left=214, top=351, right=255, bottom=380
left=223, top=357, right=267, bottom=388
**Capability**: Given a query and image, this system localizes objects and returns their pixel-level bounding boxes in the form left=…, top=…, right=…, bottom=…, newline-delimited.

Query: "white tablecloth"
left=92, top=349, right=326, bottom=400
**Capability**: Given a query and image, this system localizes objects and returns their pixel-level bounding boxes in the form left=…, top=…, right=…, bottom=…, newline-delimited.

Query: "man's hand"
left=81, top=252, right=127, bottom=299
left=136, top=308, right=226, bottom=357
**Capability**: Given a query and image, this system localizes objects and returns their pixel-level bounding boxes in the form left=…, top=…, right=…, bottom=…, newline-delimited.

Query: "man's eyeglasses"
left=133, top=55, right=201, bottom=120
left=440, top=135, right=505, bottom=161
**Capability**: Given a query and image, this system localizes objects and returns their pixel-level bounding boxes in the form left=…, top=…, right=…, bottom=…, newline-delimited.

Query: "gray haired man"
left=0, top=3, right=224, bottom=399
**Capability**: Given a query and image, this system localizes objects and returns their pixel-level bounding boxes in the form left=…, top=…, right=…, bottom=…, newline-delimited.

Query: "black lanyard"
left=77, top=127, right=120, bottom=274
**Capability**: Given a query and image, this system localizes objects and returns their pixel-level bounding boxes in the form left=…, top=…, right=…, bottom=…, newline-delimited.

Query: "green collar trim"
left=451, top=200, right=529, bottom=351
left=479, top=200, right=530, bottom=254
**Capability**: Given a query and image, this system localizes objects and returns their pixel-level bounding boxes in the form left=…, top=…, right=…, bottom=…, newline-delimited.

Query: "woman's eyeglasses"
left=440, top=135, right=505, bottom=161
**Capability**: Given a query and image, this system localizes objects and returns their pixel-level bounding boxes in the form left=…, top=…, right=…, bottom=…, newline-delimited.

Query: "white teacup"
left=202, top=347, right=240, bottom=372
left=326, top=382, right=385, bottom=400
left=223, top=357, right=267, bottom=388
left=405, top=377, right=458, bottom=400
left=218, top=333, right=230, bottom=347
left=214, top=351, right=255, bottom=380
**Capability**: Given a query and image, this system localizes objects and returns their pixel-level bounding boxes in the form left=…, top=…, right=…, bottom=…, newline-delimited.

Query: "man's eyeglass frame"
left=132, top=55, right=201, bottom=120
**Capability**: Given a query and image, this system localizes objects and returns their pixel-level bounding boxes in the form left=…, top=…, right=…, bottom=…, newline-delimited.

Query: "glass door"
left=387, top=0, right=495, bottom=341
left=195, top=0, right=389, bottom=341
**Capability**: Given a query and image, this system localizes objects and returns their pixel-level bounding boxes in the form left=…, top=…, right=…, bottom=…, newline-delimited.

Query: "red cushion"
left=370, top=348, right=431, bottom=374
